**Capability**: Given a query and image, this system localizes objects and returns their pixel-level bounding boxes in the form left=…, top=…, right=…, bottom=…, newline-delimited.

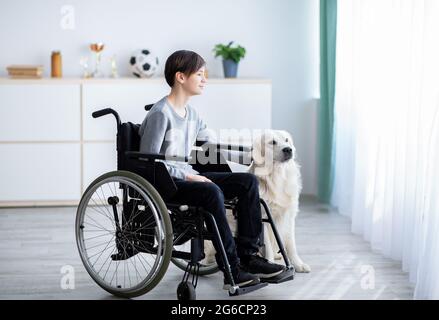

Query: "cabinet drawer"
left=0, top=143, right=81, bottom=201
left=0, top=84, right=80, bottom=141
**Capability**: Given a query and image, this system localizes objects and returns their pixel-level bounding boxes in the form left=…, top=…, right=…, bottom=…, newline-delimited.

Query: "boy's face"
left=178, top=66, right=207, bottom=96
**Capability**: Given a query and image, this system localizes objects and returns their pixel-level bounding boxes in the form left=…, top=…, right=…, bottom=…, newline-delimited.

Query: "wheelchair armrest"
left=192, top=141, right=253, bottom=167
left=195, top=140, right=252, bottom=152
left=125, top=151, right=190, bottom=163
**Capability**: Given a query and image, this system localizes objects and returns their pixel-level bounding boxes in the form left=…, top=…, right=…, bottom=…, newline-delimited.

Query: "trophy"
left=79, top=56, right=91, bottom=78
left=90, top=43, right=105, bottom=78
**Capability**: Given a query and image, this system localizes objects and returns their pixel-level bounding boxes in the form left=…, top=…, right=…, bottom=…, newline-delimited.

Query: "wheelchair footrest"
left=228, top=282, right=268, bottom=296
left=260, top=268, right=295, bottom=284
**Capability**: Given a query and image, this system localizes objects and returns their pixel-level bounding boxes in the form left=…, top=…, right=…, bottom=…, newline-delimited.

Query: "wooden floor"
left=0, top=197, right=414, bottom=300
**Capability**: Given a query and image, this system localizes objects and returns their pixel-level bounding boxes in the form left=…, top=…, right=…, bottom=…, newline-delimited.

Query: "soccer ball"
left=129, top=49, right=159, bottom=78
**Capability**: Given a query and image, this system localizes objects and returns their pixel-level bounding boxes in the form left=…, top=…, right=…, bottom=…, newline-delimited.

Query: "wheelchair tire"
left=177, top=282, right=196, bottom=301
left=171, top=253, right=219, bottom=276
left=76, top=170, right=173, bottom=298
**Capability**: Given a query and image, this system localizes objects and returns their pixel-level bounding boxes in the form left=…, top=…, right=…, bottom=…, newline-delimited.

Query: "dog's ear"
left=252, top=134, right=265, bottom=165
left=278, top=130, right=292, bottom=143
left=279, top=130, right=297, bottom=157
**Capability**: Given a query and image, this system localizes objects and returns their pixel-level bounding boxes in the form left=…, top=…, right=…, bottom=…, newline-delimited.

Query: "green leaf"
left=212, top=42, right=246, bottom=63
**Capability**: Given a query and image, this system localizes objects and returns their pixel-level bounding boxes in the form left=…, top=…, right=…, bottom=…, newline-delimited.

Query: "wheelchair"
left=75, top=105, right=295, bottom=300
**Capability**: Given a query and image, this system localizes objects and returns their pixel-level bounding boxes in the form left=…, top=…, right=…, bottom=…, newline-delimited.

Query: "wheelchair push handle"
left=92, top=108, right=118, bottom=119
left=92, top=108, right=121, bottom=127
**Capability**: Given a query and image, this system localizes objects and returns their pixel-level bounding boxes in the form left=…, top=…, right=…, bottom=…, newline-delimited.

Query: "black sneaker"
left=241, top=255, right=285, bottom=279
left=223, top=265, right=260, bottom=290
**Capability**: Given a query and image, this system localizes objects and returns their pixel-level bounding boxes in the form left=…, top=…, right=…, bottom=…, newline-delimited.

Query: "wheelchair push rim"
left=76, top=171, right=173, bottom=298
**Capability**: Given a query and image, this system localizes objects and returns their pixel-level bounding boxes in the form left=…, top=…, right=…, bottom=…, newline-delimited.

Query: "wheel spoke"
left=89, top=199, right=116, bottom=229
left=83, top=221, right=113, bottom=233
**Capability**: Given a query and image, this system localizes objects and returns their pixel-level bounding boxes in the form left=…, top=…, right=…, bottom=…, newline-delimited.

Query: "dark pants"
left=169, top=172, right=262, bottom=270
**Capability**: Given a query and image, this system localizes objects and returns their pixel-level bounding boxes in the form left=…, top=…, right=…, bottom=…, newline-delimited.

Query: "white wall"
left=0, top=0, right=319, bottom=195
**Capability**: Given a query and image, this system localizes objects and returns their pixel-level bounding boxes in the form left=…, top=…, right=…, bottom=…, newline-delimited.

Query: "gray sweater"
left=139, top=96, right=215, bottom=179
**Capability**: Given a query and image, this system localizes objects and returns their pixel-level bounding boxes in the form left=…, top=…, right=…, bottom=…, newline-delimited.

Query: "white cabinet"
left=0, top=84, right=80, bottom=141
left=83, top=141, right=116, bottom=189
left=0, top=78, right=271, bottom=206
left=0, top=82, right=81, bottom=205
left=0, top=143, right=81, bottom=202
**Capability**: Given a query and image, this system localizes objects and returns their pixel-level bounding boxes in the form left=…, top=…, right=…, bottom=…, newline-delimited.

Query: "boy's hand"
left=185, top=174, right=213, bottom=183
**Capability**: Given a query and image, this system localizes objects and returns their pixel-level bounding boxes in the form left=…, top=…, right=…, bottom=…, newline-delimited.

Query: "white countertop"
left=0, top=77, right=272, bottom=85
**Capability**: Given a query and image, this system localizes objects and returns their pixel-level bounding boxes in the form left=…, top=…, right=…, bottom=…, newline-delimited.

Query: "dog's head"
left=252, top=130, right=296, bottom=169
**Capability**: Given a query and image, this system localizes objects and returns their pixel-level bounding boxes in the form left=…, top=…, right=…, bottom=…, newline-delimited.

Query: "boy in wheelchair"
left=139, top=50, right=285, bottom=289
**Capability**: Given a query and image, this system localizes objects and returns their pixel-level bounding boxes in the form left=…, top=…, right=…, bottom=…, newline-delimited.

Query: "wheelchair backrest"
left=117, top=121, right=178, bottom=200
left=117, top=122, right=141, bottom=169
left=118, top=122, right=140, bottom=152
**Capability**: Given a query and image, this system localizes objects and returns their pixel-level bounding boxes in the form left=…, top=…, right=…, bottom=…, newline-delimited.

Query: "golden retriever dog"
left=249, top=130, right=310, bottom=273
left=201, top=130, right=310, bottom=273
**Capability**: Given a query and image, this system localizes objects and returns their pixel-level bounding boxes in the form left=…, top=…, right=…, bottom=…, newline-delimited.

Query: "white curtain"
left=332, top=0, right=439, bottom=299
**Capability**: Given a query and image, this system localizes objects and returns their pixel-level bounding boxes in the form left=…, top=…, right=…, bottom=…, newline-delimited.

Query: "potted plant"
left=213, top=41, right=246, bottom=78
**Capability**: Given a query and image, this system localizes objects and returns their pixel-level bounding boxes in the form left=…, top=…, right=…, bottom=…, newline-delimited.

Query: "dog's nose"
left=282, top=147, right=292, bottom=154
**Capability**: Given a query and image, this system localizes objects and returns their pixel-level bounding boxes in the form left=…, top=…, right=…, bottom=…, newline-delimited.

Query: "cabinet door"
left=83, top=83, right=169, bottom=141
left=0, top=143, right=81, bottom=201
left=82, top=142, right=117, bottom=190
left=0, top=85, right=80, bottom=141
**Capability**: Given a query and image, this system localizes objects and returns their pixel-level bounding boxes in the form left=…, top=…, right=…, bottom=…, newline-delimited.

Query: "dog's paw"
left=294, top=262, right=311, bottom=273
left=265, top=253, right=275, bottom=262
left=203, top=256, right=216, bottom=265
left=274, top=252, right=283, bottom=260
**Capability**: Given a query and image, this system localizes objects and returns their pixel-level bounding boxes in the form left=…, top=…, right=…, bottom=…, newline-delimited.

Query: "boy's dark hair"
left=164, top=50, right=206, bottom=87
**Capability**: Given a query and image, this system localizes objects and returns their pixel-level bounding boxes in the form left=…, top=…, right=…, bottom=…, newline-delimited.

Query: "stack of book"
left=6, top=65, right=43, bottom=79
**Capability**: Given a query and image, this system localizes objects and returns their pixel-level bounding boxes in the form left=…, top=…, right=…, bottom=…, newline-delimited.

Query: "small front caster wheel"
left=177, top=282, right=196, bottom=301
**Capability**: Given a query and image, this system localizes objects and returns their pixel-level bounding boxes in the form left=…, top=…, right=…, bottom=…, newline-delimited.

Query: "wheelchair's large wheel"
left=76, top=170, right=173, bottom=298
left=171, top=241, right=219, bottom=276
left=171, top=258, right=219, bottom=276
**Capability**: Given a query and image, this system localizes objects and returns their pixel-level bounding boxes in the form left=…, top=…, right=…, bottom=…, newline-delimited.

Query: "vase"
left=222, top=59, right=238, bottom=78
